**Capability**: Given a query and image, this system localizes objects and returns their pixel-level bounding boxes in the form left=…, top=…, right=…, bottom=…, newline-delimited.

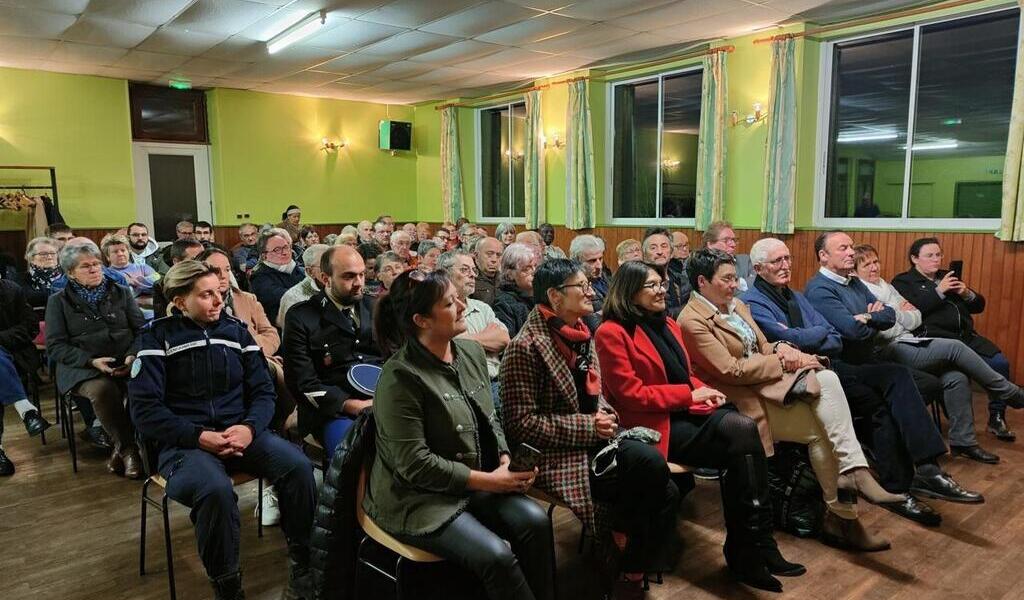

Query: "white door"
left=132, top=142, right=213, bottom=242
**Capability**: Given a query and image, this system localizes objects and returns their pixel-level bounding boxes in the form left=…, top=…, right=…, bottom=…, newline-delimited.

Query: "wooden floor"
left=2, top=387, right=1024, bottom=600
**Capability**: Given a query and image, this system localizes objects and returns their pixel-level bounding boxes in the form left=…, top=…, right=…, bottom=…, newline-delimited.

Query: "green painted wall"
left=0, top=67, right=134, bottom=229
left=872, top=155, right=1004, bottom=218
left=207, top=88, right=417, bottom=227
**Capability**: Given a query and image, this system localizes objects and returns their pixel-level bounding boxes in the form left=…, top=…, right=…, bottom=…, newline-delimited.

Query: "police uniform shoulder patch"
left=130, top=357, right=143, bottom=378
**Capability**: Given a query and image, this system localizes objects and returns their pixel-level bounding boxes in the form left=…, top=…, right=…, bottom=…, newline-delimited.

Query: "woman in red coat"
left=595, top=261, right=804, bottom=593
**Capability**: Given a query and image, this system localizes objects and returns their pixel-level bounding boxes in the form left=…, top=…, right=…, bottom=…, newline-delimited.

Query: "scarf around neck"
left=69, top=276, right=109, bottom=311
left=754, top=275, right=804, bottom=328
left=537, top=304, right=601, bottom=413
left=29, top=265, right=62, bottom=290
left=636, top=312, right=691, bottom=386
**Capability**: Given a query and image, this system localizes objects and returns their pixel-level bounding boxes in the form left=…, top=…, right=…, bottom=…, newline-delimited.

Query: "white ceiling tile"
left=202, top=37, right=269, bottom=62
left=137, top=27, right=227, bottom=55
left=228, top=45, right=342, bottom=80
left=0, top=1, right=90, bottom=14
left=112, top=50, right=190, bottom=71
left=419, top=1, right=539, bottom=38
left=450, top=46, right=548, bottom=71
left=92, top=65, right=165, bottom=81
left=236, top=8, right=312, bottom=41
left=283, top=0, right=390, bottom=19
left=502, top=0, right=576, bottom=10
left=0, top=57, right=49, bottom=71
left=335, top=72, right=388, bottom=85
left=173, top=56, right=251, bottom=77
left=612, top=0, right=747, bottom=32
left=60, top=16, right=156, bottom=49
left=555, top=0, right=677, bottom=21
left=358, top=30, right=460, bottom=60
left=49, top=41, right=128, bottom=65
left=488, top=52, right=589, bottom=77
left=171, top=0, right=279, bottom=37
left=648, top=7, right=756, bottom=41
left=407, top=39, right=504, bottom=66
left=0, top=6, right=78, bottom=38
left=37, top=60, right=107, bottom=76
left=358, top=0, right=483, bottom=29
left=565, top=31, right=678, bottom=60
left=314, top=52, right=389, bottom=74
left=0, top=35, right=59, bottom=60
left=403, top=65, right=477, bottom=85
left=272, top=69, right=344, bottom=86
left=453, top=70, right=519, bottom=88
left=361, top=79, right=423, bottom=93
left=300, top=18, right=405, bottom=52
left=361, top=60, right=434, bottom=79
left=243, top=0, right=295, bottom=5
left=83, top=0, right=196, bottom=27
left=475, top=13, right=590, bottom=46
left=524, top=22, right=635, bottom=54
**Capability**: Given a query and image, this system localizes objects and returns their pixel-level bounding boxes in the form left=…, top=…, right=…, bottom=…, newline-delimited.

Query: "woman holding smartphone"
left=595, top=261, right=804, bottom=593
left=368, top=270, right=554, bottom=600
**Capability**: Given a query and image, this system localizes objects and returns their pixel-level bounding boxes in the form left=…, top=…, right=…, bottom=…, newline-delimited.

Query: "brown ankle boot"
left=838, top=468, right=906, bottom=505
left=821, top=511, right=891, bottom=552
left=123, top=449, right=144, bottom=480
left=106, top=450, right=124, bottom=476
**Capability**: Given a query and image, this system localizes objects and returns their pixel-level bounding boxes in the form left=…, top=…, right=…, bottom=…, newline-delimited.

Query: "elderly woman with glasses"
left=250, top=228, right=304, bottom=327
left=45, top=239, right=147, bottom=478
left=493, top=243, right=539, bottom=337
left=18, top=237, right=63, bottom=311
left=595, top=261, right=803, bottom=592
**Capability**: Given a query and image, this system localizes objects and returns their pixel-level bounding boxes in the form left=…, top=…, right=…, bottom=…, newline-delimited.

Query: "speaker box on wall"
left=379, top=120, right=412, bottom=151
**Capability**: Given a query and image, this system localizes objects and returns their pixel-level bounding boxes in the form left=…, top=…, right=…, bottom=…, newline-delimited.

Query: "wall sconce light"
left=661, top=159, right=681, bottom=170
left=504, top=148, right=524, bottom=160
left=321, top=137, right=346, bottom=152
left=543, top=132, right=564, bottom=150
left=731, top=101, right=768, bottom=127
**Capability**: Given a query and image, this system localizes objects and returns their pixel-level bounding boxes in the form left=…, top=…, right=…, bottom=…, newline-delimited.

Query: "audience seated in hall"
left=389, top=229, right=416, bottom=268
left=130, top=260, right=315, bottom=600
left=152, top=239, right=204, bottom=318
left=149, top=220, right=195, bottom=274
left=277, top=244, right=330, bottom=329
left=537, top=223, right=566, bottom=261
left=46, top=222, right=74, bottom=249
left=615, top=238, right=642, bottom=268
left=102, top=234, right=157, bottom=302
left=278, top=204, right=302, bottom=243
left=642, top=227, right=686, bottom=318
left=892, top=237, right=1024, bottom=442
left=249, top=228, right=304, bottom=327
left=415, top=239, right=442, bottom=272
left=283, top=245, right=382, bottom=456
left=126, top=222, right=160, bottom=267
left=492, top=242, right=539, bottom=337
left=568, top=234, right=609, bottom=332
left=470, top=236, right=503, bottom=306
left=804, top=231, right=984, bottom=517
left=17, top=236, right=62, bottom=311
left=495, top=222, right=516, bottom=248
left=702, top=221, right=755, bottom=292
left=232, top=222, right=261, bottom=274
left=853, top=243, right=1023, bottom=461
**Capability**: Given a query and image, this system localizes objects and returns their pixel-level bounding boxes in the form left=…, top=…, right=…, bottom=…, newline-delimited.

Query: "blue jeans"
left=0, top=348, right=27, bottom=406
left=158, top=430, right=315, bottom=578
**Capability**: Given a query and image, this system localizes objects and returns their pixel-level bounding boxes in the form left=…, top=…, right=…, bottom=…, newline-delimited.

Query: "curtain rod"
left=434, top=45, right=733, bottom=110
left=753, top=0, right=999, bottom=44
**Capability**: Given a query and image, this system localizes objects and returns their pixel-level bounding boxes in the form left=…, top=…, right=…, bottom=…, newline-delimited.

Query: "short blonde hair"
left=100, top=234, right=130, bottom=259
left=163, top=260, right=218, bottom=305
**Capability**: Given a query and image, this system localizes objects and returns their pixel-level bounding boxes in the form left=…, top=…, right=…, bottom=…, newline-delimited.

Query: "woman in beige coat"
left=679, top=249, right=898, bottom=552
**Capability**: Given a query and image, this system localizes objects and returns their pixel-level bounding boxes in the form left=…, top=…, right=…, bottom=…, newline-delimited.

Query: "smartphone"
left=688, top=403, right=716, bottom=416
left=510, top=443, right=542, bottom=472
left=948, top=260, right=964, bottom=279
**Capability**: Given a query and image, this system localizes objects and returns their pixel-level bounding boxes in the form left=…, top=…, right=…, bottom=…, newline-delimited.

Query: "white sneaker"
left=259, top=485, right=281, bottom=526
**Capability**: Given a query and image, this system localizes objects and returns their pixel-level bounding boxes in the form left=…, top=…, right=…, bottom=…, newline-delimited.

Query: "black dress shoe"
left=82, top=425, right=113, bottom=450
left=911, top=472, right=984, bottom=504
left=693, top=467, right=722, bottom=480
left=951, top=445, right=1000, bottom=464
left=879, top=495, right=941, bottom=527
left=22, top=409, right=51, bottom=437
left=0, top=448, right=14, bottom=476
left=988, top=412, right=1016, bottom=442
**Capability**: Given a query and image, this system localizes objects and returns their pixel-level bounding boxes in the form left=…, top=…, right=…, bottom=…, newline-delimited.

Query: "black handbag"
left=766, top=443, right=826, bottom=538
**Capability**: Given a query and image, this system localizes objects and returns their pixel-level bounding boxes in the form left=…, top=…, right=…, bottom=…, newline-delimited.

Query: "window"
left=479, top=102, right=526, bottom=221
left=610, top=68, right=703, bottom=222
left=820, top=9, right=1018, bottom=226
left=129, top=83, right=209, bottom=143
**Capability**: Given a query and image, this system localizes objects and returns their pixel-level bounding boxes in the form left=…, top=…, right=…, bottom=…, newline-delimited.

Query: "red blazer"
left=594, top=317, right=705, bottom=458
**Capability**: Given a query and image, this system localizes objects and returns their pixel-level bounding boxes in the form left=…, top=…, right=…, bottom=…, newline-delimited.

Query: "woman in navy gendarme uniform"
left=128, top=260, right=315, bottom=600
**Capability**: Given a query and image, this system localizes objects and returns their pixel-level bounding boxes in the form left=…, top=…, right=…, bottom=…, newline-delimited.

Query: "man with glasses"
left=704, top=220, right=754, bottom=292
left=126, top=222, right=160, bottom=267
left=250, top=228, right=304, bottom=328
left=472, top=237, right=503, bottom=306
left=389, top=230, right=416, bottom=267
left=439, top=249, right=510, bottom=409
left=233, top=223, right=261, bottom=274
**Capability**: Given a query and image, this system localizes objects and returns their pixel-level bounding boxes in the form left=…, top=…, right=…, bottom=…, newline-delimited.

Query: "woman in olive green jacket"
left=365, top=270, right=555, bottom=600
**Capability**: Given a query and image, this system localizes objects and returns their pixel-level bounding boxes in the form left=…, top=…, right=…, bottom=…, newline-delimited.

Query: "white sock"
left=13, top=399, right=35, bottom=419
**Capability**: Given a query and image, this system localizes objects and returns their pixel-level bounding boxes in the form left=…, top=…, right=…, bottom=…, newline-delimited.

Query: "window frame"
left=604, top=64, right=704, bottom=226
left=474, top=99, right=527, bottom=225
left=813, top=5, right=1017, bottom=231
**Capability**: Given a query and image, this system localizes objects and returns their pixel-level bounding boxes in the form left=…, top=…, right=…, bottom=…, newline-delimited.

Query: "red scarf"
left=538, top=304, right=601, bottom=413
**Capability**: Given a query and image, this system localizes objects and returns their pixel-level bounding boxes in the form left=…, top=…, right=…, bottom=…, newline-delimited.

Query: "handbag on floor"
left=766, top=443, right=825, bottom=538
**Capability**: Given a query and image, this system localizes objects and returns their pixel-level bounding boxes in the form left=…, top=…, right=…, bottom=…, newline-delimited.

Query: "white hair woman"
left=493, top=243, right=539, bottom=336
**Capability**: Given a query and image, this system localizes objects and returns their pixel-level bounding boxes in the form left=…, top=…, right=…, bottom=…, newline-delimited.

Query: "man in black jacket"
left=0, top=279, right=51, bottom=474
left=283, top=246, right=382, bottom=456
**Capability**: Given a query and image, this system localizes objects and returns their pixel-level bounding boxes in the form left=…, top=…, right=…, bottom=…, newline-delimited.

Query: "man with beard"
left=471, top=236, right=503, bottom=306
left=127, top=222, right=159, bottom=267
left=283, top=245, right=382, bottom=455
left=356, top=220, right=374, bottom=245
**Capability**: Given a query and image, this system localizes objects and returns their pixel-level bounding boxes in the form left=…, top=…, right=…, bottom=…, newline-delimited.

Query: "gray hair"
left=437, top=249, right=474, bottom=274
left=59, top=239, right=102, bottom=272
left=749, top=238, right=788, bottom=266
left=322, top=234, right=338, bottom=245
left=495, top=222, right=516, bottom=240
left=417, top=239, right=441, bottom=256
left=302, top=243, right=330, bottom=268
left=500, top=242, right=538, bottom=286
left=568, top=234, right=604, bottom=260
left=341, top=225, right=358, bottom=236
left=376, top=251, right=403, bottom=272
left=25, top=236, right=59, bottom=261
left=257, top=227, right=292, bottom=254
left=390, top=230, right=411, bottom=245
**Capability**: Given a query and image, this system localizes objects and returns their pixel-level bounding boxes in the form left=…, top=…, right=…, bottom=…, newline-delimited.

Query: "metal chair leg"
left=140, top=479, right=150, bottom=576
left=66, top=397, right=78, bottom=474
left=161, top=494, right=177, bottom=600
left=257, top=478, right=264, bottom=539
left=395, top=556, right=405, bottom=600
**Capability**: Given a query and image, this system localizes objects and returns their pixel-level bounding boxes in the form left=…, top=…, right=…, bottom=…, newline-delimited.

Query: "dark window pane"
left=480, top=102, right=526, bottom=219
left=511, top=103, right=527, bottom=219
left=148, top=154, right=197, bottom=241
left=660, top=71, right=701, bottom=219
left=129, top=83, right=208, bottom=143
left=909, top=10, right=1018, bottom=218
left=612, top=79, right=659, bottom=218
left=827, top=30, right=914, bottom=218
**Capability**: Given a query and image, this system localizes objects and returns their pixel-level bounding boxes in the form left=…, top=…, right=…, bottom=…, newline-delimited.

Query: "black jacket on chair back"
left=0, top=279, right=40, bottom=374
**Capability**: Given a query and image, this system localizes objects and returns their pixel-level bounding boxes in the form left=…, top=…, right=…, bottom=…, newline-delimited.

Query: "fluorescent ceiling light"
left=267, top=10, right=325, bottom=55
left=837, top=132, right=898, bottom=143
left=901, top=140, right=959, bottom=151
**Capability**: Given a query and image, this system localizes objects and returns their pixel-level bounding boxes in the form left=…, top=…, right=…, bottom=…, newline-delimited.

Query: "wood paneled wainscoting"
left=3, top=224, right=1023, bottom=381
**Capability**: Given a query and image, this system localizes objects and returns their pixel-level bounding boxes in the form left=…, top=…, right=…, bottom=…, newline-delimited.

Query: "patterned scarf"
left=68, top=276, right=109, bottom=311
left=538, top=304, right=601, bottom=414
left=29, top=265, right=62, bottom=292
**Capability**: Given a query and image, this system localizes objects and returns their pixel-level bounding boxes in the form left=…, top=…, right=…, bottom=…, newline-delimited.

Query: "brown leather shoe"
left=123, top=449, right=144, bottom=480
left=820, top=511, right=890, bottom=552
left=106, top=450, right=125, bottom=476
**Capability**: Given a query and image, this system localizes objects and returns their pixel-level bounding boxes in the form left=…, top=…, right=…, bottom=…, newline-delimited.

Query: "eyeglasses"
left=456, top=265, right=478, bottom=276
left=716, top=236, right=738, bottom=245
left=558, top=282, right=594, bottom=294
left=642, top=281, right=670, bottom=292
left=34, top=251, right=57, bottom=258
left=765, top=255, right=792, bottom=267
left=266, top=246, right=291, bottom=256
